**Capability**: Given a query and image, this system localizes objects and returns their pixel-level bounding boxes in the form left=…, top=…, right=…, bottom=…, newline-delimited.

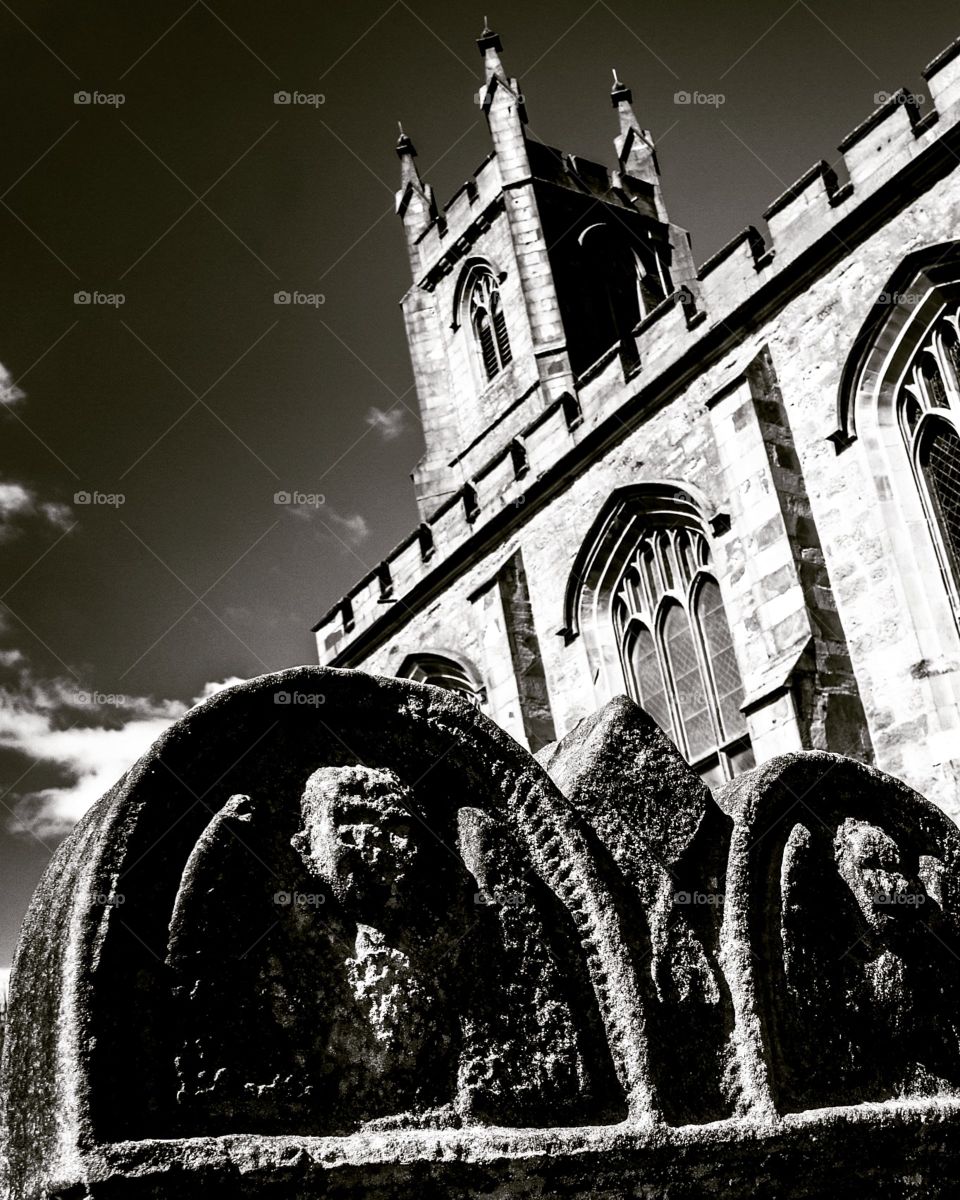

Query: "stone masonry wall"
left=320, top=43, right=960, bottom=824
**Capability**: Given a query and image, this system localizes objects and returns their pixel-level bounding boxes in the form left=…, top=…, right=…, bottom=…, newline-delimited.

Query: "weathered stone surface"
left=536, top=695, right=715, bottom=903
left=716, top=751, right=960, bottom=1119
left=538, top=695, right=734, bottom=1124
left=0, top=669, right=647, bottom=1195
left=5, top=672, right=960, bottom=1196
left=15, top=1103, right=960, bottom=1198
left=167, top=763, right=617, bottom=1135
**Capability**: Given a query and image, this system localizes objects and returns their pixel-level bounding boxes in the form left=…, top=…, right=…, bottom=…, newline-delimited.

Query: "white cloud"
left=0, top=479, right=72, bottom=542
left=284, top=499, right=370, bottom=546
left=0, top=362, right=25, bottom=407
left=1, top=668, right=248, bottom=839
left=0, top=483, right=32, bottom=521
left=190, top=676, right=247, bottom=705
left=327, top=509, right=370, bottom=544
left=365, top=405, right=407, bottom=441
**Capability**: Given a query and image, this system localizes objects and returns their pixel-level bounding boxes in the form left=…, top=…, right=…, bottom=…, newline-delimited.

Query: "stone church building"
left=314, top=26, right=960, bottom=821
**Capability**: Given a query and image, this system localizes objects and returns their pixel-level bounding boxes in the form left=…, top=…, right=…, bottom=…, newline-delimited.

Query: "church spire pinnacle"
left=610, top=69, right=645, bottom=141
left=477, top=17, right=505, bottom=82
left=475, top=20, right=527, bottom=142
left=608, top=69, right=663, bottom=214
left=610, top=68, right=635, bottom=123
left=394, top=123, right=436, bottom=274
left=395, top=121, right=420, bottom=187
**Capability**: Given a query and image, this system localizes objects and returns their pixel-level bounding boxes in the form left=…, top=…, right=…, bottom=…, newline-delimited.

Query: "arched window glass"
left=663, top=603, right=713, bottom=761
left=609, top=520, right=752, bottom=784
left=918, top=418, right=960, bottom=582
left=697, top=579, right=747, bottom=740
left=491, top=289, right=511, bottom=366
left=466, top=267, right=511, bottom=382
left=676, top=529, right=694, bottom=585
left=896, top=307, right=960, bottom=617
left=657, top=530, right=675, bottom=591
left=624, top=622, right=672, bottom=738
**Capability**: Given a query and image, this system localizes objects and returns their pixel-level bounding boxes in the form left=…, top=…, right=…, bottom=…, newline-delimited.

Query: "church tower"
left=397, top=23, right=696, bottom=519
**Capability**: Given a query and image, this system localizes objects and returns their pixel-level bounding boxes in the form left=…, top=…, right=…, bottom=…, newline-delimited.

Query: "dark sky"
left=1, top=0, right=958, bottom=975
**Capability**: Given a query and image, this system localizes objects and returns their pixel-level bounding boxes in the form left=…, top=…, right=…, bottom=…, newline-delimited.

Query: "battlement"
left=315, top=34, right=960, bottom=664
left=412, top=152, right=502, bottom=277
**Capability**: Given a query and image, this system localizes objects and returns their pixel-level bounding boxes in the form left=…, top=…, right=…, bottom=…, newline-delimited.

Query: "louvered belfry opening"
left=467, top=266, right=512, bottom=382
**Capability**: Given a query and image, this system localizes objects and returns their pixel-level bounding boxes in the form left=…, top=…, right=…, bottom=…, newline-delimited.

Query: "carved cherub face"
left=294, top=765, right=421, bottom=915
left=835, top=818, right=924, bottom=933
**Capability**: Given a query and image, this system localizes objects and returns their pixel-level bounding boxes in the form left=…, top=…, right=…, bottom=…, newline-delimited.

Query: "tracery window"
left=611, top=525, right=753, bottom=786
left=467, top=267, right=512, bottom=382
left=399, top=653, right=487, bottom=708
left=897, top=310, right=960, bottom=611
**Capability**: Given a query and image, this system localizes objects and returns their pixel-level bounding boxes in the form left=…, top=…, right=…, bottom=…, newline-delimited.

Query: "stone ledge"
left=58, top=1099, right=960, bottom=1196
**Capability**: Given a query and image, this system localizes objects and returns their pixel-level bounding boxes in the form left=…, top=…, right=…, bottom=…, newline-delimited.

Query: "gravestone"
left=3, top=669, right=960, bottom=1197
left=537, top=695, right=735, bottom=1124
left=716, top=752, right=960, bottom=1119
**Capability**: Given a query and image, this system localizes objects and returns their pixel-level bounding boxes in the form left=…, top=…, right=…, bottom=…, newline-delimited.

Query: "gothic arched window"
left=836, top=248, right=960, bottom=644
left=398, top=652, right=487, bottom=708
left=466, top=267, right=511, bottom=382
left=896, top=311, right=960, bottom=612
left=612, top=523, right=752, bottom=786
left=570, top=485, right=753, bottom=788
